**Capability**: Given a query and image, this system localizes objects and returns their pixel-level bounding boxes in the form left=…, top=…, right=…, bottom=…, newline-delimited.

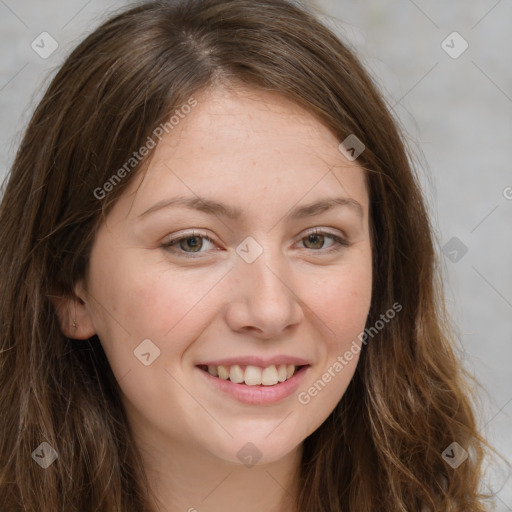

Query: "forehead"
left=121, top=85, right=369, bottom=222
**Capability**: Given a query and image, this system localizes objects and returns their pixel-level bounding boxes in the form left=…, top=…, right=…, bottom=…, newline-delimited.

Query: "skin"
left=55, top=84, right=373, bottom=512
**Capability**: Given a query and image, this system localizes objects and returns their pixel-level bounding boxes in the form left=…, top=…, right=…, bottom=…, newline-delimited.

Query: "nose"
left=224, top=242, right=303, bottom=339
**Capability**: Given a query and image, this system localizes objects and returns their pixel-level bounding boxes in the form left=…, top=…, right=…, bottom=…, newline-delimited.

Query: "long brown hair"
left=0, top=0, right=500, bottom=510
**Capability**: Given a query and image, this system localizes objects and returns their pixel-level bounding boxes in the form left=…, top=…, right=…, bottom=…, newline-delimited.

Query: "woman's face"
left=73, top=85, right=372, bottom=466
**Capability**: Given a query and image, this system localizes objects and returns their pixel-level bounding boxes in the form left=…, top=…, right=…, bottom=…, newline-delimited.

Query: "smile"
left=197, top=363, right=306, bottom=386
left=196, top=363, right=310, bottom=405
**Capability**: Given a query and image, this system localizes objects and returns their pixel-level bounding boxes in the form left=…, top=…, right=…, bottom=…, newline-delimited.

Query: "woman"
left=0, top=0, right=498, bottom=510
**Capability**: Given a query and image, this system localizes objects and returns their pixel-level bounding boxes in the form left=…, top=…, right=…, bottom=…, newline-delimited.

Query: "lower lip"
left=197, top=365, right=310, bottom=405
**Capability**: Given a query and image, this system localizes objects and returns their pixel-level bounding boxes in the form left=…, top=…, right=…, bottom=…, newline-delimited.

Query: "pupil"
left=182, top=236, right=201, bottom=252
left=308, top=234, right=323, bottom=249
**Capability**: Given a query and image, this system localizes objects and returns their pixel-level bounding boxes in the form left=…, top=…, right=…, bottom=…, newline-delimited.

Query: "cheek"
left=309, top=257, right=372, bottom=347
left=84, top=250, right=220, bottom=424
left=122, top=262, right=239, bottom=343
left=87, top=242, right=224, bottom=365
left=323, top=278, right=371, bottom=335
left=293, top=253, right=371, bottom=418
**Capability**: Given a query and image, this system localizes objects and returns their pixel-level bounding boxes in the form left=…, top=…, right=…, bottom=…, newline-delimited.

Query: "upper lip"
left=196, top=356, right=310, bottom=367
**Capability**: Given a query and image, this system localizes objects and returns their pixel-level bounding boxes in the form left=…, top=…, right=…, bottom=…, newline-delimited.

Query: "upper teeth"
left=206, top=364, right=297, bottom=386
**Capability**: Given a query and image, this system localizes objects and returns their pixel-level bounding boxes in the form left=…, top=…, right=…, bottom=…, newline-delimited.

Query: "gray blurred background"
left=1, top=0, right=511, bottom=509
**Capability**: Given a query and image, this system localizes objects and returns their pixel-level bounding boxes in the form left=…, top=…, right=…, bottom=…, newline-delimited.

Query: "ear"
left=51, top=281, right=96, bottom=340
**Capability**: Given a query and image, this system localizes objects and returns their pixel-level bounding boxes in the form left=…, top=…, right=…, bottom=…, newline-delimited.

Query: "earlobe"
left=51, top=285, right=96, bottom=340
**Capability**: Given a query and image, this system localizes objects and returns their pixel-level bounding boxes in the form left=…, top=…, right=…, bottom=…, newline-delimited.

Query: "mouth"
left=197, top=363, right=308, bottom=386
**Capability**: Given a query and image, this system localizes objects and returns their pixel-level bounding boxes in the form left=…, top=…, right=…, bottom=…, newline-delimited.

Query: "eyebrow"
left=137, top=195, right=364, bottom=221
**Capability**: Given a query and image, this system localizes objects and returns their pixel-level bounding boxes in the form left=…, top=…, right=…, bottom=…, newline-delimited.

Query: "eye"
left=162, top=228, right=350, bottom=259
left=297, top=229, right=349, bottom=253
left=162, top=230, right=216, bottom=258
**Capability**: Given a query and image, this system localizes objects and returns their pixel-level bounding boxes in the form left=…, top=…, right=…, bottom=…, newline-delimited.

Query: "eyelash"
left=161, top=229, right=350, bottom=259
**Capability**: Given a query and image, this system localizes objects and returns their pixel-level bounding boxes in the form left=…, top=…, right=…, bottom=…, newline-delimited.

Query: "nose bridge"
left=248, top=244, right=288, bottom=298
left=228, top=233, right=302, bottom=335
